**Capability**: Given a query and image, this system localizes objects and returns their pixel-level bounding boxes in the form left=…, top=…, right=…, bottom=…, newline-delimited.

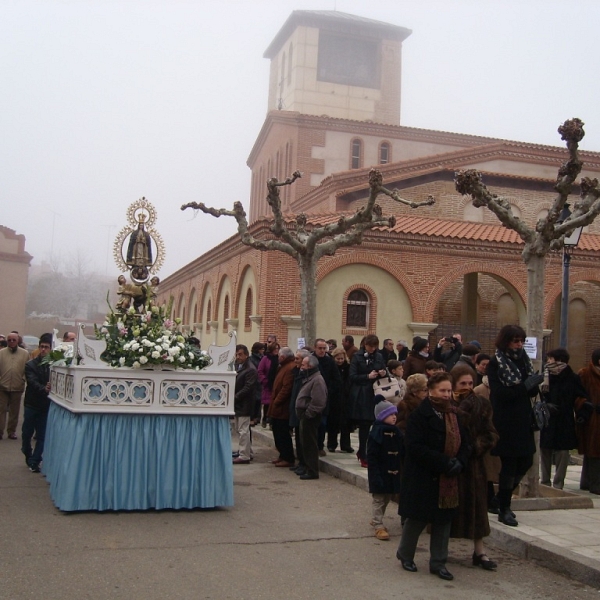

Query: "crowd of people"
left=230, top=327, right=600, bottom=581
left=3, top=325, right=600, bottom=580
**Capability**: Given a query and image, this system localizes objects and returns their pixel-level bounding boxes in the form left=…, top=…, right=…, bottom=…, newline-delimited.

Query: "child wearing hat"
left=367, top=396, right=404, bottom=540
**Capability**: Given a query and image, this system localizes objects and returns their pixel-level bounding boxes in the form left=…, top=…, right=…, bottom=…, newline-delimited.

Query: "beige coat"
left=0, top=347, right=29, bottom=392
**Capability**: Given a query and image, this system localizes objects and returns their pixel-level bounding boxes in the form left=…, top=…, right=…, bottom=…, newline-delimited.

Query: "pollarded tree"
left=455, top=119, right=600, bottom=368
left=455, top=118, right=600, bottom=497
left=182, top=169, right=434, bottom=345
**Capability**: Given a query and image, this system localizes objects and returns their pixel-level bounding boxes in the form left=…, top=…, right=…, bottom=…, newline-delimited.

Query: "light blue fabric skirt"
left=43, top=402, right=234, bottom=511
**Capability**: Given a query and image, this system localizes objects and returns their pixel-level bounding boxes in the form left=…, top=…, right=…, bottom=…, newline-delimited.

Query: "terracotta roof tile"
left=283, top=212, right=600, bottom=250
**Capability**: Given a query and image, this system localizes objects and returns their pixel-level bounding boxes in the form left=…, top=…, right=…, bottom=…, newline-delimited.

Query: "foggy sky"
left=2, top=0, right=599, bottom=280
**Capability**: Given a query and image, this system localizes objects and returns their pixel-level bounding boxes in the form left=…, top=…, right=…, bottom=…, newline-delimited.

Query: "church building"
left=158, top=10, right=600, bottom=370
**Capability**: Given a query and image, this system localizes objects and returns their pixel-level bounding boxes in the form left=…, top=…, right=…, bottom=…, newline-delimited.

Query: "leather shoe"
left=232, top=457, right=250, bottom=464
left=299, top=473, right=319, bottom=480
left=8, top=433, right=17, bottom=440
left=399, top=559, right=418, bottom=573
left=274, top=461, right=293, bottom=468
left=396, top=552, right=417, bottom=572
left=430, top=567, right=453, bottom=581
left=498, top=509, right=518, bottom=526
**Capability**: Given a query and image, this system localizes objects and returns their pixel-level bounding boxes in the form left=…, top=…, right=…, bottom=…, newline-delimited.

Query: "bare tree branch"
left=183, top=168, right=432, bottom=343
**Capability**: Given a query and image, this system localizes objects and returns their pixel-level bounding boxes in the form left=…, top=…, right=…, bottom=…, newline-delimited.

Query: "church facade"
left=158, top=10, right=600, bottom=370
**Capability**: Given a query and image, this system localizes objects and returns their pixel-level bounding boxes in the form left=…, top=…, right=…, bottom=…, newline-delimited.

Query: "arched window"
left=351, top=139, right=362, bottom=169
left=223, top=295, right=230, bottom=332
left=206, top=299, right=212, bottom=333
left=379, top=142, right=391, bottom=165
left=244, top=288, right=253, bottom=331
left=346, top=290, right=370, bottom=328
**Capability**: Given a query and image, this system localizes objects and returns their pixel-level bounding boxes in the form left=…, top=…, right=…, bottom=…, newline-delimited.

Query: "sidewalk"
left=251, top=425, right=600, bottom=588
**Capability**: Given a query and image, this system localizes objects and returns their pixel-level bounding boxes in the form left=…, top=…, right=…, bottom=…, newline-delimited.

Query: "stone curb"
left=488, top=520, right=600, bottom=588
left=250, top=427, right=600, bottom=587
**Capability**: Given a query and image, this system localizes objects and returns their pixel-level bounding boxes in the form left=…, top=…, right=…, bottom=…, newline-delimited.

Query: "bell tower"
left=263, top=11, right=411, bottom=125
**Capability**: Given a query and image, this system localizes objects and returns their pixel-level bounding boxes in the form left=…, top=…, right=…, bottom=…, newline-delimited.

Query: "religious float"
left=43, top=198, right=236, bottom=511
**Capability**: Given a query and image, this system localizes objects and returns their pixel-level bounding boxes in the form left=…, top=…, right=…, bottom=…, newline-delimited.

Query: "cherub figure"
left=116, top=275, right=144, bottom=311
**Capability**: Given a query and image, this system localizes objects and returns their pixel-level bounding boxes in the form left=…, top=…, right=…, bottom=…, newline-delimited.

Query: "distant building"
left=158, top=10, right=600, bottom=370
left=0, top=225, right=32, bottom=336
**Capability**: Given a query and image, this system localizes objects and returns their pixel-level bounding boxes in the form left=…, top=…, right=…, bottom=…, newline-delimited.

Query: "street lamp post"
left=558, top=204, right=583, bottom=348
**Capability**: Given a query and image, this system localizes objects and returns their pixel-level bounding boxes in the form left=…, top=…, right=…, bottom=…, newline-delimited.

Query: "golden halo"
left=126, top=197, right=157, bottom=228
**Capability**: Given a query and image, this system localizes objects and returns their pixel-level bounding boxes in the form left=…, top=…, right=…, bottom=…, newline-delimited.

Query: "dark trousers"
left=299, top=411, right=321, bottom=478
left=21, top=407, right=48, bottom=467
left=357, top=420, right=372, bottom=459
left=397, top=518, right=452, bottom=571
left=271, top=418, right=295, bottom=463
left=317, top=416, right=327, bottom=451
left=327, top=423, right=352, bottom=451
left=497, top=454, right=534, bottom=509
left=293, top=426, right=304, bottom=466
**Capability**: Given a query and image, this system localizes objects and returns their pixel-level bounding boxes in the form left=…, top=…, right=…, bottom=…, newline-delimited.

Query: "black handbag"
left=531, top=396, right=550, bottom=431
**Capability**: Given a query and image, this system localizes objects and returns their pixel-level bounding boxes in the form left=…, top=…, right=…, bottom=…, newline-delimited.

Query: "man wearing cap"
left=0, top=332, right=30, bottom=439
left=22, top=334, right=53, bottom=472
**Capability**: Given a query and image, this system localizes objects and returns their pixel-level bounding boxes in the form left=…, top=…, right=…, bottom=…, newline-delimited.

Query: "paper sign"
left=524, top=337, right=537, bottom=360
left=297, top=338, right=306, bottom=349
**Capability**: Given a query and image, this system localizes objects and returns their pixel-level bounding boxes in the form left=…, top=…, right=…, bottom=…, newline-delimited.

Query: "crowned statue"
left=113, top=197, right=165, bottom=310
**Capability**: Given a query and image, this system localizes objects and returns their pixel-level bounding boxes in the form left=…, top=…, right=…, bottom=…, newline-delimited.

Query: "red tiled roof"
left=285, top=213, right=600, bottom=250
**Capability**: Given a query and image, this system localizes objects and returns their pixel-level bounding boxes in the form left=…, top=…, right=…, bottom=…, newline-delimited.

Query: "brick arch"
left=342, top=283, right=378, bottom=335
left=188, top=287, right=197, bottom=325
left=503, top=196, right=526, bottom=213
left=316, top=251, right=420, bottom=318
left=422, top=261, right=526, bottom=322
left=544, top=268, right=600, bottom=323
left=233, top=260, right=260, bottom=318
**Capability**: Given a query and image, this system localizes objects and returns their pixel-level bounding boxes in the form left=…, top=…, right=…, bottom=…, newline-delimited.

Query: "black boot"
left=498, top=508, right=518, bottom=526
left=497, top=488, right=518, bottom=526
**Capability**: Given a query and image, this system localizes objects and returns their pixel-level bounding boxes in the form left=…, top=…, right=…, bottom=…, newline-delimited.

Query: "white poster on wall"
left=524, top=337, right=537, bottom=360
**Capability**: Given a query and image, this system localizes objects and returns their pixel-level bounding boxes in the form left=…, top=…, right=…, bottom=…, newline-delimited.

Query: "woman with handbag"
left=487, top=325, right=543, bottom=526
left=349, top=334, right=386, bottom=468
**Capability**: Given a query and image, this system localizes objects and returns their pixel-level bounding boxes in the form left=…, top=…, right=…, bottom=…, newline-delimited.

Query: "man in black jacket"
left=233, top=344, right=258, bottom=464
left=22, top=333, right=53, bottom=473
left=313, top=339, right=342, bottom=453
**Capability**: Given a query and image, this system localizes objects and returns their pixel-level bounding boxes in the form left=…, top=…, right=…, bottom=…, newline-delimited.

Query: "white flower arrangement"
left=95, top=299, right=210, bottom=370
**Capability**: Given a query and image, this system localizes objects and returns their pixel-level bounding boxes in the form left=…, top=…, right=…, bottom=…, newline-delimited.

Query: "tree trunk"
left=298, top=254, right=317, bottom=346
left=522, top=253, right=545, bottom=498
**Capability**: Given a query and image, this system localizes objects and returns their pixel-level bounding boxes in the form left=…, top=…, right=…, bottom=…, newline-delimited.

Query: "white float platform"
left=43, top=331, right=237, bottom=512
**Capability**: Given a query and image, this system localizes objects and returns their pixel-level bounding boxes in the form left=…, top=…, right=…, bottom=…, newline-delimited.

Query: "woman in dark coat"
left=487, top=325, right=543, bottom=527
left=402, top=338, right=430, bottom=380
left=349, top=334, right=386, bottom=467
left=539, top=348, right=587, bottom=489
left=577, top=348, right=600, bottom=495
left=331, top=347, right=354, bottom=453
left=450, top=365, right=499, bottom=571
left=397, top=372, right=470, bottom=581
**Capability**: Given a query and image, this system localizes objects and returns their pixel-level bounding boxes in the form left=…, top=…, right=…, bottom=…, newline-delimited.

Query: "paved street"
left=1, top=433, right=598, bottom=600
